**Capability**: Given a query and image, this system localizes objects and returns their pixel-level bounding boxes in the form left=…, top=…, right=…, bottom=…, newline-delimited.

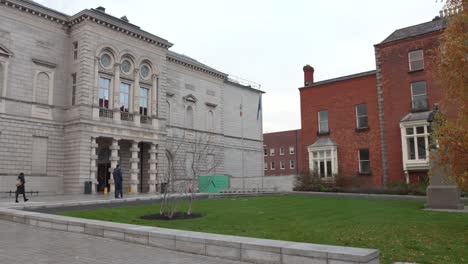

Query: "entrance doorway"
left=97, top=163, right=111, bottom=192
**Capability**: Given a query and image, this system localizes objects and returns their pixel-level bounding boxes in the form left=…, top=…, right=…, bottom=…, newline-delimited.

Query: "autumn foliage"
left=433, top=0, right=468, bottom=190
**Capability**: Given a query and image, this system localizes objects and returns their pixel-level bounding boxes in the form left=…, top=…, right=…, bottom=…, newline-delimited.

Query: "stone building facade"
left=0, top=0, right=264, bottom=194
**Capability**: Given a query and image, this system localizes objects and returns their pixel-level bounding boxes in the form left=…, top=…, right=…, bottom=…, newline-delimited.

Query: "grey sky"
left=35, top=0, right=445, bottom=133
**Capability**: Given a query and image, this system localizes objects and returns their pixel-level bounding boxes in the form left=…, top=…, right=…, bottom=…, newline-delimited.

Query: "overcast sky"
left=35, top=0, right=444, bottom=133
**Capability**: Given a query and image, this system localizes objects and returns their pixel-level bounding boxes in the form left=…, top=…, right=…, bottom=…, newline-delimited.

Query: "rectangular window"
left=408, top=49, right=424, bottom=71
left=264, top=162, right=268, bottom=170
left=405, top=125, right=429, bottom=161
left=290, top=160, right=295, bottom=169
left=359, top=149, right=370, bottom=174
left=120, top=82, right=130, bottom=112
left=73, top=41, right=78, bottom=60
left=280, top=160, right=285, bottom=170
left=271, top=161, right=275, bottom=170
left=411, top=82, right=427, bottom=111
left=356, top=104, right=368, bottom=129
left=280, top=147, right=285, bottom=155
left=289, top=146, right=295, bottom=154
left=270, top=148, right=275, bottom=156
left=71, top=73, right=76, bottom=106
left=32, top=136, right=47, bottom=174
left=98, top=77, right=110, bottom=108
left=264, top=148, right=267, bottom=156
left=318, top=110, right=329, bottom=133
left=139, top=87, right=149, bottom=116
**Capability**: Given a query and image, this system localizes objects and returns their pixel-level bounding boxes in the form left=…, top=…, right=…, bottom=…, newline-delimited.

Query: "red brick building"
left=263, top=130, right=301, bottom=177
left=298, top=17, right=447, bottom=187
left=299, top=68, right=382, bottom=186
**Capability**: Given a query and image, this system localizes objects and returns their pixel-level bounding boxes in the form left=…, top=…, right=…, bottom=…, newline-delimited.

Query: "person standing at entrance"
left=113, top=164, right=123, bottom=199
left=15, top=172, right=29, bottom=203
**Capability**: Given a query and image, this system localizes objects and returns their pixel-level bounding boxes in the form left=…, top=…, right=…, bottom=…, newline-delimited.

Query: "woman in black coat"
left=15, top=172, right=29, bottom=203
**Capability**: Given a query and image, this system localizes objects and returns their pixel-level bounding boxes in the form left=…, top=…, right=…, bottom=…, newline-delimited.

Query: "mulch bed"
left=141, top=212, right=203, bottom=220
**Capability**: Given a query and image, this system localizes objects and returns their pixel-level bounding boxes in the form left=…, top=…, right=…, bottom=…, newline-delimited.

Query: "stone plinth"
left=426, top=185, right=464, bottom=209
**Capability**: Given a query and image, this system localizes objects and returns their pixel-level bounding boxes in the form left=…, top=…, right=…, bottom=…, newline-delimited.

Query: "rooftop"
left=378, top=17, right=446, bottom=45
left=300, top=70, right=376, bottom=89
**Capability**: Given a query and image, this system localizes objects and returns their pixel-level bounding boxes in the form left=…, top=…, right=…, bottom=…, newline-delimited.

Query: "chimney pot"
left=120, top=15, right=129, bottom=22
left=303, top=64, right=314, bottom=86
left=96, top=6, right=105, bottom=12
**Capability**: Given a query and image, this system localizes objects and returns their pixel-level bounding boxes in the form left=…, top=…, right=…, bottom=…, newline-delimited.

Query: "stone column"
left=129, top=141, right=140, bottom=193
left=113, top=63, right=121, bottom=122
left=109, top=138, right=120, bottom=194
left=90, top=137, right=99, bottom=193
left=133, top=69, right=141, bottom=126
left=148, top=143, right=158, bottom=193
left=92, top=57, right=100, bottom=119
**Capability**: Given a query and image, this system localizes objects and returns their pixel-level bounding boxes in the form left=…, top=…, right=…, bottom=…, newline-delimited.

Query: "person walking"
left=113, top=164, right=123, bottom=199
left=15, top=172, right=29, bottom=203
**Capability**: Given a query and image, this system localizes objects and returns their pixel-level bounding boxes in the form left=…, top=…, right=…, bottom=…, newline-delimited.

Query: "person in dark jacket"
left=15, top=172, right=29, bottom=203
left=113, top=165, right=123, bottom=199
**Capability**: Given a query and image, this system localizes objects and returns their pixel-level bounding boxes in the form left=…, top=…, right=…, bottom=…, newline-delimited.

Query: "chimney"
left=303, top=65, right=314, bottom=86
left=96, top=6, right=105, bottom=12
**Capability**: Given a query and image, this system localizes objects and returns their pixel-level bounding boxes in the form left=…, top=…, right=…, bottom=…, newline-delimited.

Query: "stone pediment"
left=183, top=94, right=197, bottom=103
left=0, top=44, right=13, bottom=58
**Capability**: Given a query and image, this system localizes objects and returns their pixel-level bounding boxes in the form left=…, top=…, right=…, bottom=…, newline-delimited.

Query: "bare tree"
left=159, top=132, right=221, bottom=219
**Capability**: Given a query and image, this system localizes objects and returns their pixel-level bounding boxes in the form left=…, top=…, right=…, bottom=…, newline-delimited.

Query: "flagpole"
left=241, top=95, right=245, bottom=192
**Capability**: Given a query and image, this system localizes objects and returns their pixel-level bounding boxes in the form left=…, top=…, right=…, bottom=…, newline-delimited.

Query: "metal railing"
left=99, top=108, right=113, bottom=119
left=141, top=115, right=152, bottom=124
left=120, top=112, right=134, bottom=122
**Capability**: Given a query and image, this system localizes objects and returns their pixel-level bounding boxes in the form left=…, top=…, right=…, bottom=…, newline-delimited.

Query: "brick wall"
left=263, top=130, right=301, bottom=177
left=300, top=72, right=382, bottom=187
left=376, top=31, right=443, bottom=184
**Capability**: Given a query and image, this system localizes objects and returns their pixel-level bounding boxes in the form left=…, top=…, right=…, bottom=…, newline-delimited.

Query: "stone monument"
left=425, top=150, right=464, bottom=209
left=425, top=105, right=464, bottom=210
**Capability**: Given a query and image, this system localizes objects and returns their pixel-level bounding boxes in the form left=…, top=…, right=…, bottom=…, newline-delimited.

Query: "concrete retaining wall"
left=0, top=206, right=379, bottom=264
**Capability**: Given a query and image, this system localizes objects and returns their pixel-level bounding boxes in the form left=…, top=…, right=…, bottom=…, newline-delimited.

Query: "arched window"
left=36, top=72, right=50, bottom=104
left=186, top=106, right=194, bottom=129
left=207, top=110, right=214, bottom=131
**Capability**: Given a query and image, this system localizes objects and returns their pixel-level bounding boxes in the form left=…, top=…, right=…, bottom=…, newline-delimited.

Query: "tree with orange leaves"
left=432, top=0, right=468, bottom=190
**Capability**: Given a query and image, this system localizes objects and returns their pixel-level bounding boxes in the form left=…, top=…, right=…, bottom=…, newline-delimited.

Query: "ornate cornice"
left=167, top=55, right=226, bottom=79
left=2, top=0, right=68, bottom=25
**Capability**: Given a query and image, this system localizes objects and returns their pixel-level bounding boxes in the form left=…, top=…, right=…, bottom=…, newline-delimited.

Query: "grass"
left=59, top=195, right=468, bottom=264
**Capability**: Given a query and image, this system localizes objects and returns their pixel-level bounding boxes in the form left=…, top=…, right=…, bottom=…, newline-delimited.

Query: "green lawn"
left=59, top=195, right=468, bottom=264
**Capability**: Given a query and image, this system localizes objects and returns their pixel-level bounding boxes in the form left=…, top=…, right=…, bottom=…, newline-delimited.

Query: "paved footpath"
left=0, top=220, right=246, bottom=264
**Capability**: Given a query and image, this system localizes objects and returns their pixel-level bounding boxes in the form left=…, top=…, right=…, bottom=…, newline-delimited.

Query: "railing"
left=1, top=190, right=39, bottom=198
left=141, top=115, right=152, bottom=124
left=99, top=108, right=113, bottom=119
left=411, top=97, right=429, bottom=112
left=121, top=112, right=134, bottom=122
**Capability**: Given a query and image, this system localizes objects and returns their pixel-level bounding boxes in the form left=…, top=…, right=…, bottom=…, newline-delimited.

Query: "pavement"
left=0, top=219, right=248, bottom=264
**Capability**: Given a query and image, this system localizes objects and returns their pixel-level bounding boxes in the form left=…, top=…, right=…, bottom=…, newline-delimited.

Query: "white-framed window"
left=270, top=148, right=275, bottom=156
left=290, top=160, right=295, bottom=169
left=280, top=147, right=285, bottom=155
left=264, top=162, right=268, bottom=170
left=318, top=110, right=329, bottom=133
left=358, top=149, right=370, bottom=174
left=289, top=146, right=295, bottom=154
left=139, top=86, right=149, bottom=116
left=98, top=77, right=110, bottom=109
left=308, top=145, right=337, bottom=178
left=411, top=82, right=427, bottom=111
left=270, top=161, right=275, bottom=170
left=73, top=41, right=78, bottom=60
left=400, top=121, right=430, bottom=171
left=280, top=160, right=285, bottom=170
left=356, top=104, right=368, bottom=129
left=264, top=147, right=267, bottom=156
left=408, top=49, right=424, bottom=71
left=71, top=73, right=77, bottom=106
left=120, top=82, right=130, bottom=112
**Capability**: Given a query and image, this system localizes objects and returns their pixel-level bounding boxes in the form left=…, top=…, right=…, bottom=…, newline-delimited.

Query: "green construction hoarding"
left=198, top=175, right=230, bottom=193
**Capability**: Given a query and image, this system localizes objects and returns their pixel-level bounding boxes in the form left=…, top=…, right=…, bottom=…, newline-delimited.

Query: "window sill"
left=357, top=172, right=372, bottom=176
left=355, top=127, right=369, bottom=132
left=408, top=69, right=424, bottom=74
left=317, top=131, right=330, bottom=136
